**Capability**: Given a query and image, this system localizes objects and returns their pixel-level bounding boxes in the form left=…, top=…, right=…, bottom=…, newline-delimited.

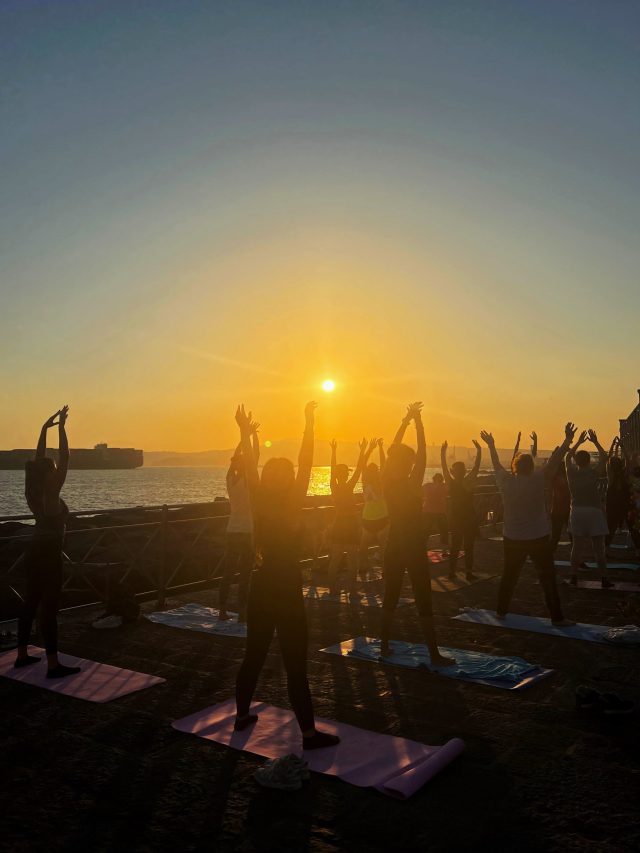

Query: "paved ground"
left=2, top=537, right=639, bottom=853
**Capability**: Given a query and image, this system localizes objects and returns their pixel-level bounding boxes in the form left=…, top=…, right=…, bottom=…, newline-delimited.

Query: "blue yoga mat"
left=319, top=636, right=552, bottom=690
left=555, top=560, right=639, bottom=571
left=452, top=608, right=619, bottom=644
left=303, top=587, right=411, bottom=607
left=145, top=603, right=247, bottom=637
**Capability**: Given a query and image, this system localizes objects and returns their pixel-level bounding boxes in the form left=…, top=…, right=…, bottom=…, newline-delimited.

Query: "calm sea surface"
left=0, top=466, right=445, bottom=517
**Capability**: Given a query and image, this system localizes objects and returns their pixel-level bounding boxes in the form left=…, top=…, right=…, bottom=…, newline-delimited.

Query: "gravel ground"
left=2, top=537, right=639, bottom=853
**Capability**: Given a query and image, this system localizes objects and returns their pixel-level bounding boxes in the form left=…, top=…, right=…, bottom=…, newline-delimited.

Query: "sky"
left=1, top=0, right=639, bottom=452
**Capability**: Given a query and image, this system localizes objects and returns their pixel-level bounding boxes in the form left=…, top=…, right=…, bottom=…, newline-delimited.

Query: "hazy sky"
left=2, top=1, right=639, bottom=451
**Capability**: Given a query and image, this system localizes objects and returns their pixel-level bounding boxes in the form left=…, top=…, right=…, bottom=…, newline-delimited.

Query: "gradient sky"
left=1, top=0, right=639, bottom=452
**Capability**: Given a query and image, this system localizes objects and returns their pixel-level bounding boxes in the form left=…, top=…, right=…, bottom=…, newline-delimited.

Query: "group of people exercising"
left=14, top=401, right=640, bottom=748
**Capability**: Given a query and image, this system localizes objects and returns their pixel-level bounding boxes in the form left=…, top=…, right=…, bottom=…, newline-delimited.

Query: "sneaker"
left=92, top=614, right=123, bottom=629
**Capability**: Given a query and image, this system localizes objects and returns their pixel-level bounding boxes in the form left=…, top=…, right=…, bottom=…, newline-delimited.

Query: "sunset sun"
left=322, top=379, right=335, bottom=393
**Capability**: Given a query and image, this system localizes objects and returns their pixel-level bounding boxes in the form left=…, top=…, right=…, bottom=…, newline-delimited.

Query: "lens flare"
left=322, top=379, right=335, bottom=392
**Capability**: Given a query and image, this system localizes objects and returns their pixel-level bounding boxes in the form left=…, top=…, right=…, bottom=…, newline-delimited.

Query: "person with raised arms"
left=15, top=406, right=81, bottom=678
left=480, top=424, right=576, bottom=626
left=359, top=438, right=389, bottom=580
left=233, top=402, right=339, bottom=750
left=440, top=438, right=482, bottom=582
left=218, top=420, right=260, bottom=623
left=381, top=402, right=455, bottom=665
left=565, top=429, right=611, bottom=588
left=326, top=437, right=367, bottom=599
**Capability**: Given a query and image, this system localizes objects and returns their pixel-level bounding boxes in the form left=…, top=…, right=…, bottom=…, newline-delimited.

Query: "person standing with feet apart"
left=566, top=430, right=612, bottom=588
left=440, top=438, right=482, bottom=582
left=326, top=437, right=366, bottom=600
left=480, top=424, right=575, bottom=626
left=15, top=406, right=81, bottom=678
left=381, top=402, right=455, bottom=665
left=234, top=402, right=339, bottom=750
left=218, top=420, right=260, bottom=623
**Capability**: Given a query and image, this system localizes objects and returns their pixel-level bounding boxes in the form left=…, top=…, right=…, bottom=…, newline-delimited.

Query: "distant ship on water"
left=0, top=443, right=143, bottom=470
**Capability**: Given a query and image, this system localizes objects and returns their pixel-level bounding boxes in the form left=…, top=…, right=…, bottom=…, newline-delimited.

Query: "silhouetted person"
left=381, top=402, right=454, bottom=666
left=326, top=438, right=366, bottom=598
left=234, top=402, right=339, bottom=750
left=480, top=424, right=575, bottom=625
left=15, top=406, right=81, bottom=678
left=218, top=423, right=259, bottom=623
left=422, top=472, right=449, bottom=555
left=511, top=430, right=537, bottom=464
left=606, top=437, right=631, bottom=552
left=566, top=429, right=611, bottom=588
left=359, top=438, right=389, bottom=579
left=549, top=455, right=572, bottom=554
left=440, top=439, right=482, bottom=581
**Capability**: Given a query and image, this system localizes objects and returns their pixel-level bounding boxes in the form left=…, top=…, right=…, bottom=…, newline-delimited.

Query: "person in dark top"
left=326, top=438, right=366, bottom=598
left=440, top=439, right=481, bottom=581
left=15, top=406, right=81, bottom=679
left=234, top=402, right=339, bottom=750
left=606, top=437, right=631, bottom=551
left=381, top=402, right=454, bottom=666
left=550, top=456, right=572, bottom=554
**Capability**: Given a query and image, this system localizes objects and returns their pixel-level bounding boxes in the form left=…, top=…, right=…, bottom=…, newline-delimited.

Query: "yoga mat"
left=303, top=587, right=411, bottom=607
left=172, top=698, right=464, bottom=799
left=554, top=560, right=639, bottom=571
left=453, top=608, right=619, bottom=644
left=560, top=579, right=640, bottom=592
left=145, top=603, right=247, bottom=637
left=319, top=637, right=552, bottom=690
left=428, top=550, right=464, bottom=563
left=429, top=572, right=497, bottom=593
left=0, top=646, right=165, bottom=702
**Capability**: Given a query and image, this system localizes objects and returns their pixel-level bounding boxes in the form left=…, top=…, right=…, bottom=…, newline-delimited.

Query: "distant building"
left=619, top=389, right=640, bottom=458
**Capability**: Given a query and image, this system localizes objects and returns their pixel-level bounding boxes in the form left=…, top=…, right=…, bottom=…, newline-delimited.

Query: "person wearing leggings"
left=218, top=425, right=259, bottom=623
left=234, top=402, right=339, bottom=750
left=606, top=437, right=631, bottom=551
left=15, top=406, right=81, bottom=679
left=480, top=424, right=576, bottom=625
left=380, top=402, right=455, bottom=666
left=441, top=439, right=482, bottom=581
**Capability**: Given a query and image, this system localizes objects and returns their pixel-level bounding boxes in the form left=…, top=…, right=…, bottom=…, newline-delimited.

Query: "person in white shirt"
left=480, top=424, right=576, bottom=626
left=219, top=420, right=259, bottom=623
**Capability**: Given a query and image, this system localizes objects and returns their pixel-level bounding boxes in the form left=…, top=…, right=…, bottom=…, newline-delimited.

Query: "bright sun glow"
left=322, top=379, right=335, bottom=393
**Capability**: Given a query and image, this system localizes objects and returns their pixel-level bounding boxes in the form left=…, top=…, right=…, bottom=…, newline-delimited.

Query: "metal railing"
left=0, top=491, right=504, bottom=621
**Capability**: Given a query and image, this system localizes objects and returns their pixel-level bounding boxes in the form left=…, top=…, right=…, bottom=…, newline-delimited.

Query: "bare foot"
left=380, top=644, right=393, bottom=657
left=218, top=610, right=230, bottom=621
left=496, top=612, right=508, bottom=620
left=430, top=653, right=456, bottom=668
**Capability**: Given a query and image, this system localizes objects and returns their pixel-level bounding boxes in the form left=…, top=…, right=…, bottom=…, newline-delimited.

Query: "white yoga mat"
left=146, top=603, right=247, bottom=637
left=452, top=608, right=620, bottom=644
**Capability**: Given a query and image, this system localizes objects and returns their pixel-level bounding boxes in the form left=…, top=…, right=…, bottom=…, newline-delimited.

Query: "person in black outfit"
left=381, top=402, right=455, bottom=666
left=234, top=402, right=339, bottom=750
left=15, top=406, right=80, bottom=679
left=440, top=439, right=482, bottom=581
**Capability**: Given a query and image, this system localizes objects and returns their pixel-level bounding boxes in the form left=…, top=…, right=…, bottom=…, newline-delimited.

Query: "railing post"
left=157, top=504, right=169, bottom=608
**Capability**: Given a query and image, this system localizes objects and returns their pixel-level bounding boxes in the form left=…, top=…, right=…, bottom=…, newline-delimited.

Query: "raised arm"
left=295, top=401, right=317, bottom=502
left=378, top=438, right=386, bottom=470
left=347, top=438, right=368, bottom=490
left=410, top=405, right=426, bottom=484
left=392, top=401, right=421, bottom=445
left=530, top=431, right=538, bottom=459
left=55, top=405, right=70, bottom=489
left=226, top=442, right=243, bottom=488
left=234, top=406, right=259, bottom=494
left=329, top=439, right=338, bottom=490
left=468, top=439, right=482, bottom=480
left=546, top=423, right=578, bottom=481
left=251, top=423, right=260, bottom=465
left=36, top=410, right=60, bottom=459
left=588, top=429, right=608, bottom=476
left=440, top=441, right=452, bottom=485
left=511, top=431, right=521, bottom=463
left=480, top=431, right=502, bottom=473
